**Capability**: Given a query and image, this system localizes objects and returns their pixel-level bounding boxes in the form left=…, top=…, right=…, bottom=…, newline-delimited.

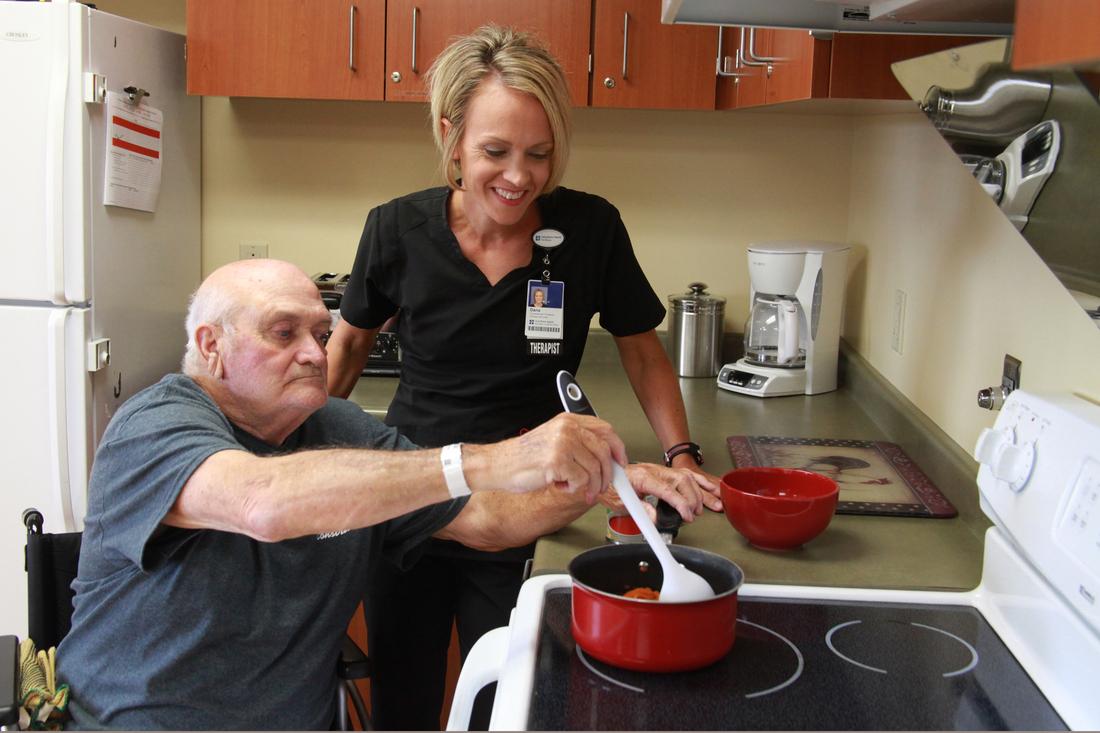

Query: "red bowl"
left=720, top=467, right=839, bottom=550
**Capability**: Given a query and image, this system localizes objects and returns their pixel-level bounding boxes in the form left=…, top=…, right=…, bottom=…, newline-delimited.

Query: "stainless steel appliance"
left=668, top=283, right=725, bottom=378
left=311, top=272, right=401, bottom=377
left=920, top=70, right=1064, bottom=232
left=718, top=241, right=849, bottom=398
left=447, top=390, right=1100, bottom=730
left=896, top=46, right=1100, bottom=308
left=0, top=0, right=201, bottom=638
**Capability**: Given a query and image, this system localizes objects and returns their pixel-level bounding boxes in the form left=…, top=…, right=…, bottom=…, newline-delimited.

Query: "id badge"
left=525, top=279, right=564, bottom=351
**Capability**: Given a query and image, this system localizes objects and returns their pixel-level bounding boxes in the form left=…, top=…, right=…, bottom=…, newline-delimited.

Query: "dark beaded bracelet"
left=664, top=441, right=704, bottom=467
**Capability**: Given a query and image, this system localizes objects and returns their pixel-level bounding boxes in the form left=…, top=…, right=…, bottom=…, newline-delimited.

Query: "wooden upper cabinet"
left=715, top=27, right=768, bottom=109
left=718, top=29, right=990, bottom=109
left=716, top=28, right=827, bottom=110
left=1013, top=0, right=1100, bottom=71
left=591, top=0, right=717, bottom=110
left=186, top=0, right=386, bottom=100
left=384, top=1, right=592, bottom=105
left=767, top=29, right=830, bottom=104
left=828, top=34, right=989, bottom=99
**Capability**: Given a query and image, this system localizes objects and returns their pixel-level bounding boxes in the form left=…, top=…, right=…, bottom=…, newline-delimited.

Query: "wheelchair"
left=0, top=509, right=372, bottom=730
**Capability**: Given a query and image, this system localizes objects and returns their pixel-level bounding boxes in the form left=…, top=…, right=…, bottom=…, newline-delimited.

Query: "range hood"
left=661, top=0, right=1014, bottom=36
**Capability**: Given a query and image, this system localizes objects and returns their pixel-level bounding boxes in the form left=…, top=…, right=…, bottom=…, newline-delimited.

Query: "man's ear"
left=195, top=324, right=224, bottom=379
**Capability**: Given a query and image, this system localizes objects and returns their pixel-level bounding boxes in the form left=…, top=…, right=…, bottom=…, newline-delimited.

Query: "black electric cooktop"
left=527, top=589, right=1066, bottom=730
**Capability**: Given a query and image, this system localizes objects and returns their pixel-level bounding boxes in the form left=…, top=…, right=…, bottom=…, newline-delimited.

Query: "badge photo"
left=525, top=279, right=565, bottom=343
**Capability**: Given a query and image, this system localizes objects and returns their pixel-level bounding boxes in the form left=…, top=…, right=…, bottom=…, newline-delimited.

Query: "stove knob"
left=992, top=440, right=1036, bottom=492
left=975, top=427, right=1007, bottom=466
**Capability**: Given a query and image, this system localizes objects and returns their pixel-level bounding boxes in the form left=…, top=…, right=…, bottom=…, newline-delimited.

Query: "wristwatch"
left=664, top=441, right=704, bottom=467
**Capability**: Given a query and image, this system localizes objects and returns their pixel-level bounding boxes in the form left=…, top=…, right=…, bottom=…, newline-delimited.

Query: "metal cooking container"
left=568, top=544, right=743, bottom=672
left=668, top=282, right=726, bottom=377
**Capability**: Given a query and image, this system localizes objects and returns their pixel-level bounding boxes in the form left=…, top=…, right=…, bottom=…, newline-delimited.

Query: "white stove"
left=447, top=391, right=1100, bottom=730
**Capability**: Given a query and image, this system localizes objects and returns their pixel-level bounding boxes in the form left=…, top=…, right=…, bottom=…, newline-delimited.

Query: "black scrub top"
left=341, top=186, right=665, bottom=448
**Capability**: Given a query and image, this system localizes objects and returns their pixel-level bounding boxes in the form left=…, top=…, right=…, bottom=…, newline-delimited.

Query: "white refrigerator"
left=0, top=0, right=200, bottom=637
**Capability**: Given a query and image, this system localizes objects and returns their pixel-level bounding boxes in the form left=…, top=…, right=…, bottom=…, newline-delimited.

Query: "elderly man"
left=55, top=259, right=710, bottom=730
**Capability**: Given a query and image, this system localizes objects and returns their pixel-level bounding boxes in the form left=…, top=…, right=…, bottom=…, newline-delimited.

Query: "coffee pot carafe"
left=718, top=241, right=849, bottom=398
left=744, top=294, right=805, bottom=368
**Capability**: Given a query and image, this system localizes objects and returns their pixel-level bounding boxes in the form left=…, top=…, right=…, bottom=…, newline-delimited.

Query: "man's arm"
left=163, top=412, right=627, bottom=542
left=436, top=462, right=714, bottom=551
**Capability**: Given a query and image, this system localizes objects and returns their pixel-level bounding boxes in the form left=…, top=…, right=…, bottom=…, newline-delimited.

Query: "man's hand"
left=600, top=464, right=722, bottom=522
left=463, top=413, right=628, bottom=504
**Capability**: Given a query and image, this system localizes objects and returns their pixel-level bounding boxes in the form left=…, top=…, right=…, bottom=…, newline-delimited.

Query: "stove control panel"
left=976, top=391, right=1100, bottom=634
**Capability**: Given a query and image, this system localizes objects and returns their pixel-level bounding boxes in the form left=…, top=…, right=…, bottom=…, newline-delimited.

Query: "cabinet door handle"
left=411, top=6, right=420, bottom=73
left=737, top=27, right=769, bottom=76
left=621, top=11, right=629, bottom=80
left=349, top=5, right=357, bottom=71
left=746, top=27, right=786, bottom=63
left=716, top=26, right=751, bottom=78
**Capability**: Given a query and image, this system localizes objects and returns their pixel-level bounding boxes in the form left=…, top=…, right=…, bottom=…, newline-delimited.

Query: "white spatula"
left=556, top=371, right=715, bottom=603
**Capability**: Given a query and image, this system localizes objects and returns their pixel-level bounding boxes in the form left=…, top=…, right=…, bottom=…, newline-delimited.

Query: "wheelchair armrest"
left=338, top=634, right=371, bottom=681
left=0, top=635, right=18, bottom=727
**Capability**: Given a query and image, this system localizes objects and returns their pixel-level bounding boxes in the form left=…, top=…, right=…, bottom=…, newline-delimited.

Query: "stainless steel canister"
left=668, top=282, right=726, bottom=377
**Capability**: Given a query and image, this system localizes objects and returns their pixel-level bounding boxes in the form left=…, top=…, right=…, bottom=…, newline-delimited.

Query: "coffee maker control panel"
left=718, top=366, right=765, bottom=391
left=717, top=364, right=808, bottom=397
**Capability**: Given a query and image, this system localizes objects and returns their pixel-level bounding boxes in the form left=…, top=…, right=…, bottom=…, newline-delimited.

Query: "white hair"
left=180, top=282, right=242, bottom=377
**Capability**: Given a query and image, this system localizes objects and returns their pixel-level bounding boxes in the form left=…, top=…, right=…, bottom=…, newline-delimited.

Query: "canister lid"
left=669, top=282, right=726, bottom=314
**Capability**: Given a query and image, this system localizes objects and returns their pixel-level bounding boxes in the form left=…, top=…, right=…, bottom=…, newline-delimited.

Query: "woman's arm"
left=326, top=319, right=379, bottom=398
left=614, top=329, right=722, bottom=507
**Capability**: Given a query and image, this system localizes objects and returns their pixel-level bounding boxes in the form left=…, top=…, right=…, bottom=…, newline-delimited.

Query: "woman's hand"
left=598, top=463, right=722, bottom=522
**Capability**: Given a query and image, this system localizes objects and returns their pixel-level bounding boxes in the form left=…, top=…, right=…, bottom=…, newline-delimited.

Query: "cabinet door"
left=828, top=34, right=990, bottom=100
left=725, top=27, right=770, bottom=109
left=1013, top=0, right=1100, bottom=70
left=766, top=29, right=830, bottom=105
left=187, top=0, right=386, bottom=100
left=591, top=0, right=717, bottom=110
left=714, top=26, right=742, bottom=110
left=384, top=0, right=592, bottom=105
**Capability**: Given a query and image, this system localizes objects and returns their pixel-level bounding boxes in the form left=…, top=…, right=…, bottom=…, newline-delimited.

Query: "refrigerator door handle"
left=47, top=309, right=76, bottom=530
left=44, top=0, right=70, bottom=305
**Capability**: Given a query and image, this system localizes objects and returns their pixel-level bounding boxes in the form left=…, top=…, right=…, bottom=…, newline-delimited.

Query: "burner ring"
left=574, top=618, right=805, bottom=699
left=576, top=647, right=645, bottom=693
left=737, top=618, right=805, bottom=699
left=826, top=619, right=979, bottom=677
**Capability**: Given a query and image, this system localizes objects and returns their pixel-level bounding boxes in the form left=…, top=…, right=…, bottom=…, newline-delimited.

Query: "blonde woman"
left=326, top=26, right=718, bottom=729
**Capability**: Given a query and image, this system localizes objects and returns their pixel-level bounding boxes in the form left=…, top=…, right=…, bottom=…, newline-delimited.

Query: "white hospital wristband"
left=440, top=443, right=471, bottom=498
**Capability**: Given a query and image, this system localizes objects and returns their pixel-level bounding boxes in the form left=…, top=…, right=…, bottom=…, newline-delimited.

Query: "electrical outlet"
left=892, top=289, right=907, bottom=354
left=239, top=242, right=268, bottom=259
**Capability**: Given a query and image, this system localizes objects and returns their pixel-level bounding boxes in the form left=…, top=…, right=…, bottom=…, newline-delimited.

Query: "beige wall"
left=845, top=112, right=1100, bottom=448
left=201, top=98, right=852, bottom=331
left=93, top=0, right=1100, bottom=459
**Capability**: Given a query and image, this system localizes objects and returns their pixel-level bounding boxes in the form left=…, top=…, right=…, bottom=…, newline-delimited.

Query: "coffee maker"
left=717, top=241, right=849, bottom=398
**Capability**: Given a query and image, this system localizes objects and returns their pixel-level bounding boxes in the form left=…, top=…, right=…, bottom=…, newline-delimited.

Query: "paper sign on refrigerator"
left=103, top=90, right=163, bottom=212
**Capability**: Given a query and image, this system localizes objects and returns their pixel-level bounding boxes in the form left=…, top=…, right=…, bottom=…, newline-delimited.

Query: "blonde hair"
left=426, top=25, right=572, bottom=194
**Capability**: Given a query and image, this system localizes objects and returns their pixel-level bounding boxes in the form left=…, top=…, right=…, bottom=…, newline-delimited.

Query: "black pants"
left=365, top=544, right=527, bottom=730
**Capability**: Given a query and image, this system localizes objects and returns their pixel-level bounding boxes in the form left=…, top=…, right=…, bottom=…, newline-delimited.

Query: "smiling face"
left=446, top=76, right=553, bottom=233
left=533, top=288, right=546, bottom=307
left=198, top=261, right=334, bottom=443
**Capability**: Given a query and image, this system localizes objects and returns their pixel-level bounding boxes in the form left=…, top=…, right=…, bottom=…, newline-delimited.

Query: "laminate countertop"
left=348, top=337, right=989, bottom=593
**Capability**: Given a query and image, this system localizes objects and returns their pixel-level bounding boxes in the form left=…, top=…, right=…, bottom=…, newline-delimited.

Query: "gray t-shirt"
left=57, top=374, right=465, bottom=730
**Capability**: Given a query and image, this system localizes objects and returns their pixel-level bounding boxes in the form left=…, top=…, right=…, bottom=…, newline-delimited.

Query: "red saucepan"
left=568, top=543, right=744, bottom=672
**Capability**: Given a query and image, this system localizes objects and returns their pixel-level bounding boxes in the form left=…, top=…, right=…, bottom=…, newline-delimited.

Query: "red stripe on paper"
left=112, top=137, right=160, bottom=159
left=112, top=115, right=160, bottom=138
